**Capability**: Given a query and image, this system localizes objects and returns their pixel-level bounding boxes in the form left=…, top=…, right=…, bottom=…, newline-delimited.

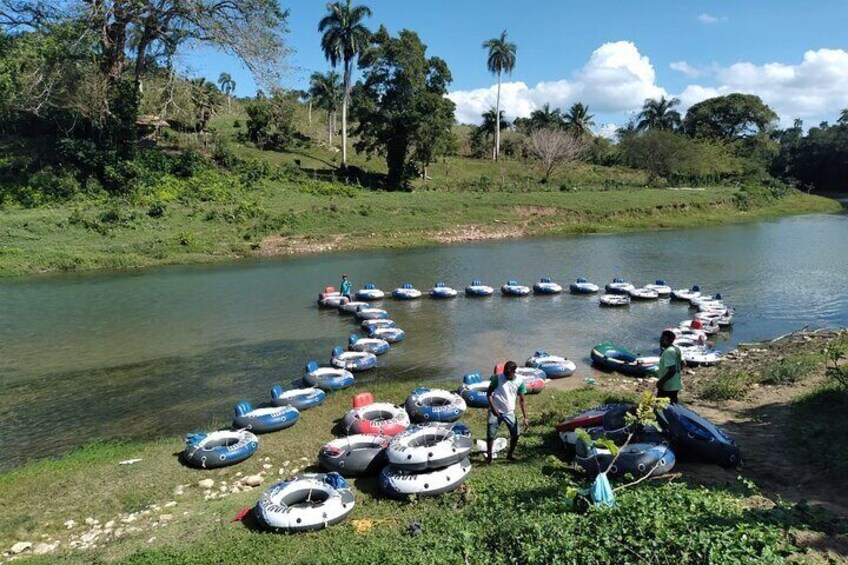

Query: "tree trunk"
left=308, top=101, right=312, bottom=125
left=328, top=114, right=333, bottom=147
left=342, top=60, right=352, bottom=168
left=494, top=70, right=502, bottom=161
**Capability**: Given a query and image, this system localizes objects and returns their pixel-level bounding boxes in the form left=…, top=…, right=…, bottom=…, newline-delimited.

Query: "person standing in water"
left=485, top=361, right=529, bottom=464
left=340, top=274, right=352, bottom=301
left=656, top=330, right=683, bottom=403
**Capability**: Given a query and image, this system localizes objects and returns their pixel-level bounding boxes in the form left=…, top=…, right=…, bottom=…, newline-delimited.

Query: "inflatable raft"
left=387, top=423, right=473, bottom=472
left=671, top=285, right=701, bottom=301
left=338, top=300, right=369, bottom=314
left=355, top=283, right=385, bottom=301
left=379, top=457, right=472, bottom=498
left=342, top=401, right=410, bottom=436
left=331, top=347, right=376, bottom=372
left=270, top=385, right=326, bottom=411
left=629, top=287, right=659, bottom=300
left=457, top=373, right=489, bottom=408
left=501, top=280, right=531, bottom=296
left=590, top=343, right=659, bottom=377
left=361, top=318, right=396, bottom=332
left=232, top=402, right=299, bottom=434
left=555, top=403, right=636, bottom=433
left=605, top=278, right=636, bottom=295
left=392, top=283, right=422, bottom=300
left=183, top=430, right=258, bottom=469
left=657, top=404, right=741, bottom=467
left=348, top=334, right=390, bottom=355
left=304, top=361, right=355, bottom=391
left=429, top=282, right=458, bottom=299
left=525, top=351, right=576, bottom=378
left=533, top=277, right=563, bottom=295
left=354, top=306, right=389, bottom=320
left=369, top=326, right=406, bottom=343
left=254, top=473, right=355, bottom=533
left=405, top=387, right=467, bottom=423
left=570, top=278, right=599, bottom=294
left=680, top=318, right=720, bottom=335
left=575, top=440, right=676, bottom=478
left=318, top=435, right=389, bottom=477
left=317, top=288, right=346, bottom=309
left=465, top=280, right=494, bottom=297
left=645, top=279, right=672, bottom=296
left=599, top=293, right=630, bottom=307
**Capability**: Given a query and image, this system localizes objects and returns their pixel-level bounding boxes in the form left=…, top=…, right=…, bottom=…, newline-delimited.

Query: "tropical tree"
left=527, top=128, right=584, bottom=182
left=682, top=93, right=778, bottom=139
left=615, top=119, right=639, bottom=141
left=309, top=70, right=343, bottom=147
left=839, top=108, right=848, bottom=127
left=528, top=103, right=564, bottom=131
left=479, top=108, right=510, bottom=139
left=318, top=0, right=372, bottom=168
left=217, top=72, right=236, bottom=111
left=482, top=29, right=516, bottom=161
left=637, top=96, right=682, bottom=132
left=563, top=102, right=595, bottom=137
left=190, top=78, right=223, bottom=132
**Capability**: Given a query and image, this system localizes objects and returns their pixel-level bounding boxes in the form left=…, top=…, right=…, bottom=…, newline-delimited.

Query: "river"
left=1, top=212, right=846, bottom=469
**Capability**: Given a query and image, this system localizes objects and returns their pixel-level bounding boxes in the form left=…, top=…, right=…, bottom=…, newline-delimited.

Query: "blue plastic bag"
left=590, top=472, right=616, bottom=507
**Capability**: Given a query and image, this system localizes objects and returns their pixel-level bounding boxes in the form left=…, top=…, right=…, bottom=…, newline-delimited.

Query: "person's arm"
left=518, top=393, right=528, bottom=428
left=486, top=375, right=501, bottom=418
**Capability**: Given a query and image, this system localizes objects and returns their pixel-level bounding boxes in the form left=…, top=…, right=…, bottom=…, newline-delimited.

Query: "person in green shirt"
left=656, top=330, right=683, bottom=403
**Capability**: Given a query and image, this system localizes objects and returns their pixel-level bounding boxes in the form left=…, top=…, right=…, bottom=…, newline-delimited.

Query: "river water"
left=1, top=212, right=846, bottom=468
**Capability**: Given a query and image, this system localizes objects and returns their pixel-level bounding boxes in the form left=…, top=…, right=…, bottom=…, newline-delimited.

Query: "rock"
left=64, top=520, right=76, bottom=529
left=159, top=514, right=173, bottom=522
left=85, top=517, right=99, bottom=526
left=299, top=457, right=308, bottom=462
left=147, top=537, right=156, bottom=544
left=173, top=486, right=185, bottom=496
left=9, top=542, right=32, bottom=554
left=243, top=474, right=263, bottom=487
left=279, top=468, right=287, bottom=475
left=283, top=460, right=290, bottom=467
left=235, top=472, right=243, bottom=477
left=164, top=501, right=177, bottom=508
left=80, top=531, right=99, bottom=544
left=121, top=514, right=137, bottom=524
left=33, top=542, right=58, bottom=555
left=262, top=464, right=272, bottom=470
left=219, top=485, right=228, bottom=492
left=104, top=520, right=115, bottom=529
left=118, top=458, right=143, bottom=465
left=198, top=478, right=214, bottom=489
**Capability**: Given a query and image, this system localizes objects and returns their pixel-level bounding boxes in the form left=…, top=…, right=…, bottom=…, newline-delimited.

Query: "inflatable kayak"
left=361, top=318, right=396, bottom=332
left=392, top=283, right=422, bottom=300
left=657, top=404, right=741, bottom=467
left=629, top=287, right=659, bottom=300
left=254, top=473, right=355, bottom=532
left=671, top=285, right=701, bottom=301
left=575, top=440, right=676, bottom=478
left=355, top=283, right=385, bottom=301
left=465, top=280, right=494, bottom=297
left=501, top=280, right=531, bottom=296
left=645, top=279, right=672, bottom=296
left=354, top=306, right=389, bottom=320
left=525, top=351, right=576, bottom=378
left=318, top=435, right=389, bottom=477
left=348, top=334, right=390, bottom=355
left=183, top=430, right=258, bottom=469
left=304, top=361, right=355, bottom=391
left=270, top=385, right=326, bottom=411
left=605, top=278, right=635, bottom=295
left=331, top=347, right=376, bottom=372
left=570, top=278, right=599, bottom=294
left=429, top=282, right=458, bottom=299
left=379, top=457, right=471, bottom=498
left=555, top=403, right=636, bottom=433
left=457, top=373, right=489, bottom=408
left=387, top=423, right=473, bottom=472
left=590, top=343, right=659, bottom=377
left=533, top=277, right=563, bottom=295
left=405, top=387, right=467, bottom=423
left=369, top=326, right=405, bottom=343
left=342, top=402, right=410, bottom=436
left=599, top=293, right=630, bottom=307
left=232, top=402, right=299, bottom=434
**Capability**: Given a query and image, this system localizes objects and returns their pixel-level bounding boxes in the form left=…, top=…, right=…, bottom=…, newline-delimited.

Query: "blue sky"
left=183, top=0, right=848, bottom=132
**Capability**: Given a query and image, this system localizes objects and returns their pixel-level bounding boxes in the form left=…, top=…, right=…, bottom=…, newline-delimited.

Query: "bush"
left=756, top=356, right=818, bottom=385
left=700, top=371, right=750, bottom=401
left=147, top=201, right=166, bottom=218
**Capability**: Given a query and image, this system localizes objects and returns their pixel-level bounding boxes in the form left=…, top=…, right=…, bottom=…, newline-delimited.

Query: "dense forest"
left=0, top=0, right=846, bottom=211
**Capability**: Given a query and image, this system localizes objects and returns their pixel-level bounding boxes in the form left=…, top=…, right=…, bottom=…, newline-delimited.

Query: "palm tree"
left=838, top=108, right=848, bottom=127
left=318, top=0, right=372, bottom=167
left=479, top=108, right=510, bottom=140
left=563, top=102, right=595, bottom=137
left=483, top=30, right=517, bottom=161
left=309, top=70, right=343, bottom=147
left=528, top=103, right=564, bottom=131
left=636, top=96, right=682, bottom=131
left=217, top=72, right=236, bottom=112
left=615, top=119, right=639, bottom=141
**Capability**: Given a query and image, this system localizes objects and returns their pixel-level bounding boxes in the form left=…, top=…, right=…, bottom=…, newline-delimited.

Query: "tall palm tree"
left=615, top=119, right=639, bottom=141
left=528, top=103, right=564, bottom=131
left=318, top=0, right=372, bottom=167
left=838, top=108, right=848, bottom=126
left=636, top=96, right=682, bottom=131
left=217, top=72, right=236, bottom=112
left=483, top=30, right=517, bottom=161
left=563, top=102, right=595, bottom=137
left=309, top=70, right=343, bottom=147
left=479, top=108, right=510, bottom=139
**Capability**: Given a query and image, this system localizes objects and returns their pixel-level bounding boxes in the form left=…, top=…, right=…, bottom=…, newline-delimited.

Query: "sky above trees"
left=184, top=0, right=848, bottom=133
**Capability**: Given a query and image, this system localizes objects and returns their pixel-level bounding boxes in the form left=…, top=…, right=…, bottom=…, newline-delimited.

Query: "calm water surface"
left=1, top=213, right=846, bottom=468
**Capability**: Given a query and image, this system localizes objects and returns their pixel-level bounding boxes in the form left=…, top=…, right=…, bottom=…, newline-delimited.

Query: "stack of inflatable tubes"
left=379, top=423, right=473, bottom=498
left=254, top=472, right=355, bottom=533
left=405, top=387, right=467, bottom=423
left=342, top=402, right=410, bottom=436
left=183, top=430, right=258, bottom=469
left=318, top=434, right=389, bottom=477
left=232, top=401, right=299, bottom=434
left=270, top=385, right=326, bottom=411
left=304, top=361, right=355, bottom=391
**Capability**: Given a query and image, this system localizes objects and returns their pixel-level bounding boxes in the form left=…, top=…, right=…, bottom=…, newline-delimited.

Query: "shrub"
left=756, top=356, right=818, bottom=385
left=699, top=371, right=749, bottom=401
left=147, top=201, right=166, bottom=218
left=24, top=167, right=81, bottom=205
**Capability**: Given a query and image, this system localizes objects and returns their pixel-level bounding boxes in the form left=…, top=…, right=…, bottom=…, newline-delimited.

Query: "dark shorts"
left=487, top=411, right=519, bottom=440
left=657, top=389, right=679, bottom=404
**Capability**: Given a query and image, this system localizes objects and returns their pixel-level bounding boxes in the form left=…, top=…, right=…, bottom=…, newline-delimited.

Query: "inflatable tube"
left=318, top=434, right=389, bottom=477
left=318, top=291, right=346, bottom=309
left=533, top=278, right=563, bottom=295
left=331, top=347, right=376, bottom=372
left=271, top=385, right=326, bottom=411
left=570, top=278, right=599, bottom=294
left=590, top=343, right=659, bottom=377
left=690, top=293, right=722, bottom=307
left=457, top=373, right=489, bottom=408
left=555, top=403, right=636, bottom=433
left=671, top=285, right=700, bottom=301
left=405, top=387, right=467, bottom=423
left=361, top=318, right=396, bottom=332
left=183, top=430, right=258, bottom=469
left=605, top=278, right=635, bottom=295
left=668, top=326, right=708, bottom=344
left=338, top=300, right=369, bottom=314
left=348, top=334, right=390, bottom=355
left=599, top=293, right=630, bottom=307
left=680, top=318, right=720, bottom=335
left=254, top=473, right=355, bottom=533
left=379, top=457, right=472, bottom=498
left=232, top=402, right=299, bottom=434
left=501, top=280, right=531, bottom=296
left=516, top=367, right=547, bottom=394
left=392, top=283, right=422, bottom=300
left=525, top=351, right=576, bottom=378
left=429, top=282, right=458, bottom=299
left=369, top=326, right=405, bottom=343
left=355, top=307, right=389, bottom=321
left=695, top=310, right=734, bottom=327
left=629, top=287, right=660, bottom=300
left=465, top=280, right=494, bottom=297
left=355, top=283, right=385, bottom=301
left=342, top=402, right=410, bottom=436
left=387, top=423, right=473, bottom=472
left=575, top=441, right=676, bottom=478
left=645, top=280, right=672, bottom=296
left=657, top=404, right=741, bottom=467
left=304, top=361, right=355, bottom=391
left=672, top=338, right=723, bottom=366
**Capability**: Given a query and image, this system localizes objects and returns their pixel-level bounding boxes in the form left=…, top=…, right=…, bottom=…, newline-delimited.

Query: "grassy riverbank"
left=0, top=176, right=839, bottom=278
left=2, top=331, right=847, bottom=563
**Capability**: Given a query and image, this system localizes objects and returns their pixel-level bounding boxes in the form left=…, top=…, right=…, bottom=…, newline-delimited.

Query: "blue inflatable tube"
left=657, top=404, right=742, bottom=467
left=270, top=384, right=326, bottom=411
left=232, top=401, right=299, bottom=434
left=304, top=361, right=355, bottom=391
left=456, top=372, right=489, bottom=408
left=183, top=430, right=258, bottom=469
left=331, top=347, right=377, bottom=372
left=405, top=387, right=467, bottom=422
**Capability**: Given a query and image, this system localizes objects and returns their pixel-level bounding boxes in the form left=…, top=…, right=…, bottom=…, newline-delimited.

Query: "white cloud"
left=448, top=41, right=666, bottom=124
left=670, top=61, right=704, bottom=78
left=698, top=13, right=722, bottom=24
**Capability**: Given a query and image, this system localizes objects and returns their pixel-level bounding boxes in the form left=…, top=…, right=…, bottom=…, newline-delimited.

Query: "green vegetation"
left=699, top=354, right=822, bottom=401
left=699, top=371, right=751, bottom=401
left=789, top=380, right=848, bottom=478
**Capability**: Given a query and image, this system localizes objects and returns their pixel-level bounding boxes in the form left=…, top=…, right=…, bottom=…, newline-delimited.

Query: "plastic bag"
left=590, top=472, right=616, bottom=507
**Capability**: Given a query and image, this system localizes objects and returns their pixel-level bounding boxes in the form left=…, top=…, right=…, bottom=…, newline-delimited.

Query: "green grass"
left=0, top=380, right=829, bottom=564
left=699, top=354, right=823, bottom=401
left=699, top=371, right=752, bottom=401
left=789, top=380, right=848, bottom=478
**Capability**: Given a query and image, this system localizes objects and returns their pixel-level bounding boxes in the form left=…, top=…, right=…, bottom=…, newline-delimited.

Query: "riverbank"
left=0, top=184, right=840, bottom=278
left=2, top=329, right=846, bottom=563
